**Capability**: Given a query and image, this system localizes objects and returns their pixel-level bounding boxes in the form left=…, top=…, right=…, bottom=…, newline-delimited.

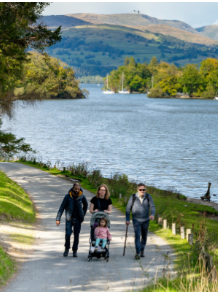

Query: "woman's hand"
left=104, top=210, right=108, bottom=214
left=94, top=209, right=99, bottom=213
left=56, top=221, right=60, bottom=226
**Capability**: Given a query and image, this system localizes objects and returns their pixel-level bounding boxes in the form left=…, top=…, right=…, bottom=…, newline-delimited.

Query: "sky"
left=42, top=2, right=218, bottom=28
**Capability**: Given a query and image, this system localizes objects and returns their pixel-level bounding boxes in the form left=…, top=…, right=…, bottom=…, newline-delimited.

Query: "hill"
left=40, top=14, right=218, bottom=77
left=67, top=13, right=199, bottom=34
left=196, top=25, right=218, bottom=41
left=144, top=24, right=217, bottom=46
left=45, top=23, right=218, bottom=77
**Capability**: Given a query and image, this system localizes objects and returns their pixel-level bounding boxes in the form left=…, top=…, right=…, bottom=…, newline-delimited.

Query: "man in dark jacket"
left=56, top=183, right=88, bottom=257
left=126, top=183, right=155, bottom=260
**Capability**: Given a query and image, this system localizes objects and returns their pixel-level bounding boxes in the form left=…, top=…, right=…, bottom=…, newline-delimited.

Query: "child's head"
left=99, top=217, right=108, bottom=228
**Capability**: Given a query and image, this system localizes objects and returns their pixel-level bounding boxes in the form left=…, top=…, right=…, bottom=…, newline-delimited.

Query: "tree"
left=14, top=52, right=86, bottom=100
left=0, top=120, right=34, bottom=159
left=180, top=64, right=204, bottom=96
left=0, top=2, right=61, bottom=117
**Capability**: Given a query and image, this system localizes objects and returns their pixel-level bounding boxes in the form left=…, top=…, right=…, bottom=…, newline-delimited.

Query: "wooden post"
left=186, top=229, right=191, bottom=241
left=158, top=217, right=163, bottom=225
left=188, top=233, right=193, bottom=245
left=163, top=219, right=167, bottom=229
left=172, top=223, right=176, bottom=235
left=180, top=227, right=185, bottom=239
left=119, top=193, right=122, bottom=200
left=63, top=167, right=66, bottom=172
left=124, top=197, right=127, bottom=203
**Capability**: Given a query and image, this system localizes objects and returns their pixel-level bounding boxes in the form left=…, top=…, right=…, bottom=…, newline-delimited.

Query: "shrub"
left=147, top=87, right=164, bottom=98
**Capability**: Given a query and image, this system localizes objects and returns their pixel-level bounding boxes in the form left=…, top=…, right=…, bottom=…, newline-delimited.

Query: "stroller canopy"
left=90, top=211, right=111, bottom=228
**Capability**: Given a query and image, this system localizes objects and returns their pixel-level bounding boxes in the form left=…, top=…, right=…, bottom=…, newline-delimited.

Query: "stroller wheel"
left=105, top=258, right=109, bottom=262
left=88, top=256, right=92, bottom=262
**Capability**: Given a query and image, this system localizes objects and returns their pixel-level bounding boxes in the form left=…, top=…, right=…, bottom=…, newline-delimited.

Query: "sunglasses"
left=139, top=189, right=146, bottom=191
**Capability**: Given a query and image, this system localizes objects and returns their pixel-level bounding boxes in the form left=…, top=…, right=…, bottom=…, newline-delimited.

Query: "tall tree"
left=0, top=2, right=61, bottom=117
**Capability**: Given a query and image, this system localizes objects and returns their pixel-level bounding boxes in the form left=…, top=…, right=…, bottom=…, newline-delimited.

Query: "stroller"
left=88, top=211, right=110, bottom=262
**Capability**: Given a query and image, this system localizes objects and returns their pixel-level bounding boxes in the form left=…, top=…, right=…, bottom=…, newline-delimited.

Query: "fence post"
left=63, top=167, right=66, bottom=172
left=124, top=197, right=127, bottom=203
left=172, top=223, right=176, bottom=235
left=180, top=227, right=185, bottom=239
left=186, top=229, right=191, bottom=241
left=163, top=219, right=167, bottom=229
left=119, top=193, right=122, bottom=200
left=188, top=233, right=193, bottom=245
left=158, top=217, right=163, bottom=225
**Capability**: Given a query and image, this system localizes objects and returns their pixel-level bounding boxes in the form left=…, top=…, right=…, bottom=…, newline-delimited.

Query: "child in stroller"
left=88, top=211, right=111, bottom=262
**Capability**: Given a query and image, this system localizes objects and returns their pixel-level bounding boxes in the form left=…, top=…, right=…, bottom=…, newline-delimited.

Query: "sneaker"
left=135, top=253, right=140, bottom=260
left=63, top=248, right=69, bottom=257
left=141, top=250, right=145, bottom=257
left=90, top=246, right=95, bottom=253
left=73, top=251, right=77, bottom=257
left=97, top=246, right=102, bottom=252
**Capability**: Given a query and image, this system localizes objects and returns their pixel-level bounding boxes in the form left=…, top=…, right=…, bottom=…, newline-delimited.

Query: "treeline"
left=79, top=75, right=104, bottom=84
left=14, top=52, right=88, bottom=100
left=107, top=56, right=218, bottom=98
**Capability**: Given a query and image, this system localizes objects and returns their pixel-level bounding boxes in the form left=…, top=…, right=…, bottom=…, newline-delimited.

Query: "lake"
left=2, top=84, right=218, bottom=201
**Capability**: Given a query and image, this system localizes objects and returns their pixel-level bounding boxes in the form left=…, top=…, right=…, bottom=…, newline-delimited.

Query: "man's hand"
left=56, top=221, right=60, bottom=226
left=104, top=210, right=108, bottom=214
left=94, top=209, right=99, bottom=213
left=150, top=215, right=154, bottom=221
left=126, top=221, right=130, bottom=225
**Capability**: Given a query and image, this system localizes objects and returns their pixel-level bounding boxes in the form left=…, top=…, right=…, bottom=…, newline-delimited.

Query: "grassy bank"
left=0, top=170, right=36, bottom=286
left=17, top=158, right=218, bottom=291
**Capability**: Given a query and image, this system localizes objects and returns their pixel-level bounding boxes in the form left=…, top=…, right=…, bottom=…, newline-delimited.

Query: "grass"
left=0, top=171, right=35, bottom=222
left=0, top=170, right=36, bottom=286
left=16, top=158, right=218, bottom=291
left=0, top=246, right=15, bottom=286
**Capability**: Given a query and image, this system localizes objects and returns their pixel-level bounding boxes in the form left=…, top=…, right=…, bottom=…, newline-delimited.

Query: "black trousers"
left=65, top=219, right=81, bottom=251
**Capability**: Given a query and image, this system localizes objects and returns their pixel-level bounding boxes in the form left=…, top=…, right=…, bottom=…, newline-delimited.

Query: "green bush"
left=147, top=87, right=164, bottom=98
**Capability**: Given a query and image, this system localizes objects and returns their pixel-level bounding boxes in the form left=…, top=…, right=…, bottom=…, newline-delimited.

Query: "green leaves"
left=0, top=2, right=62, bottom=117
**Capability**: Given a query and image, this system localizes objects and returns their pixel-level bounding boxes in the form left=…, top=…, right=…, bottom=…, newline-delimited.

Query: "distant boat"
left=103, top=74, right=115, bottom=94
left=118, top=72, right=130, bottom=94
left=214, top=96, right=218, bottom=100
left=97, top=84, right=100, bottom=86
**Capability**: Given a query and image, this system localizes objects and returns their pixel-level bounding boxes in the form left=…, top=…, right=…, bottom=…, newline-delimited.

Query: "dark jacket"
left=56, top=187, right=88, bottom=223
left=126, top=192, right=155, bottom=222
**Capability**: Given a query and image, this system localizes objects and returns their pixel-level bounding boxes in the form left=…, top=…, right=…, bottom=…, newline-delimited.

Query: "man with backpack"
left=56, top=182, right=88, bottom=257
left=126, top=183, right=155, bottom=260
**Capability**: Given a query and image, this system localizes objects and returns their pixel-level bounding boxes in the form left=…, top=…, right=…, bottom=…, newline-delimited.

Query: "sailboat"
left=118, top=72, right=130, bottom=94
left=103, top=74, right=115, bottom=94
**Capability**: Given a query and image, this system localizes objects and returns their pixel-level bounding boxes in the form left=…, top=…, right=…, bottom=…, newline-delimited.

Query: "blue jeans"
left=65, top=219, right=81, bottom=251
left=95, top=238, right=107, bottom=248
left=132, top=218, right=150, bottom=254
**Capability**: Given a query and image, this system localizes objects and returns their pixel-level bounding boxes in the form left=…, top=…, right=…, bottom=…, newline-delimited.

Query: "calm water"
left=2, top=84, right=218, bottom=201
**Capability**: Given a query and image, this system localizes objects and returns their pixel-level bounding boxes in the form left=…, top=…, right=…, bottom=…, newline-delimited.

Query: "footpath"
left=0, top=162, right=176, bottom=292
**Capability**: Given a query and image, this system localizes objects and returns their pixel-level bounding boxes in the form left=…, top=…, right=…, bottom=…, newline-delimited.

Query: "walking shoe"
left=141, top=250, right=145, bottom=257
left=90, top=246, right=95, bottom=253
left=63, top=248, right=69, bottom=257
left=135, top=253, right=140, bottom=260
left=73, top=251, right=78, bottom=257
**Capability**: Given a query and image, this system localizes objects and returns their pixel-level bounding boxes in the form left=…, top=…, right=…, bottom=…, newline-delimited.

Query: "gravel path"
left=0, top=162, right=175, bottom=292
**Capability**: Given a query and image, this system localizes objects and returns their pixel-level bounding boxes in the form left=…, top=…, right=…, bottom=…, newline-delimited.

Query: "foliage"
left=14, top=52, right=86, bottom=99
left=79, top=75, right=103, bottom=84
left=0, top=2, right=61, bottom=117
left=0, top=120, right=34, bottom=159
left=147, top=87, right=164, bottom=98
left=107, top=57, right=218, bottom=98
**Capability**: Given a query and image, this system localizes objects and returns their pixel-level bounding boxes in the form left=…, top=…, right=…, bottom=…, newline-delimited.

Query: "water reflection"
left=2, top=84, right=218, bottom=202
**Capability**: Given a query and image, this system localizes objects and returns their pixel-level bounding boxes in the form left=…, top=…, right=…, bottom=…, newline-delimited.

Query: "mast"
left=122, top=72, right=124, bottom=91
left=107, top=74, right=108, bottom=90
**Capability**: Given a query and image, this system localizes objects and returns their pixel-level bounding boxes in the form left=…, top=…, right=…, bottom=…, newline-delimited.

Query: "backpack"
left=130, top=193, right=150, bottom=210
